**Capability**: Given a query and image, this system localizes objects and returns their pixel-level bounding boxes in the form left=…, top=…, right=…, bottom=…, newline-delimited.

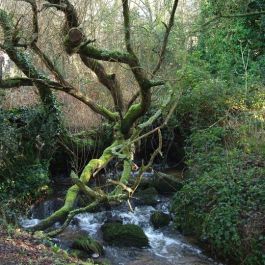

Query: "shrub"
left=0, top=106, right=58, bottom=211
left=171, top=127, right=265, bottom=264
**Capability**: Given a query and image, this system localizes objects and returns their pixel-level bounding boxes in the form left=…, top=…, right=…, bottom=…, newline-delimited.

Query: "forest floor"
left=0, top=225, right=93, bottom=265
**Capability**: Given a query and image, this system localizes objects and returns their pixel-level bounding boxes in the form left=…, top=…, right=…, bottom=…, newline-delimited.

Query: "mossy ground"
left=0, top=225, right=96, bottom=265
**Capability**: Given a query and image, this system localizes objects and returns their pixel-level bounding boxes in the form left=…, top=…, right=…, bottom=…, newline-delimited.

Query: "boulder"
left=153, top=172, right=183, bottom=194
left=101, top=223, right=149, bottom=248
left=150, top=211, right=171, bottom=229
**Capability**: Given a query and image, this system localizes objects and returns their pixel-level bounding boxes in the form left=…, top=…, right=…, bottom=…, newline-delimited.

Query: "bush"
left=0, top=106, right=58, bottom=210
left=171, top=127, right=265, bottom=264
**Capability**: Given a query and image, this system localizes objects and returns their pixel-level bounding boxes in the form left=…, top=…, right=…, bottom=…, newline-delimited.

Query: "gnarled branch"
left=0, top=77, right=119, bottom=121
left=80, top=54, right=124, bottom=114
left=152, top=0, right=179, bottom=75
left=0, top=77, right=33, bottom=88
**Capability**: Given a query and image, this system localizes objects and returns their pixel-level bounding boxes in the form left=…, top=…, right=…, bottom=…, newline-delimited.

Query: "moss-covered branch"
left=122, top=0, right=133, bottom=54
left=46, top=192, right=128, bottom=237
left=46, top=200, right=101, bottom=237
left=31, top=141, right=119, bottom=232
left=152, top=0, right=179, bottom=75
left=79, top=45, right=135, bottom=64
left=120, top=1, right=155, bottom=134
left=71, top=172, right=102, bottom=199
left=43, top=0, right=163, bottom=132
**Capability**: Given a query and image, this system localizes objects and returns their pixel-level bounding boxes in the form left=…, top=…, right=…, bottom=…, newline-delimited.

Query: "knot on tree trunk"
left=64, top=27, right=84, bottom=54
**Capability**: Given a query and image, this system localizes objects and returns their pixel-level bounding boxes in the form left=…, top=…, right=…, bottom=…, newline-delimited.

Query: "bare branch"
left=0, top=77, right=118, bottom=121
left=80, top=54, right=124, bottom=113
left=18, top=0, right=38, bottom=43
left=45, top=0, right=79, bottom=29
left=152, top=0, right=179, bottom=76
left=122, top=0, right=133, bottom=54
left=0, top=77, right=33, bottom=88
left=20, top=0, right=69, bottom=86
left=222, top=10, right=265, bottom=18
left=31, top=43, right=70, bottom=86
left=132, top=129, right=163, bottom=192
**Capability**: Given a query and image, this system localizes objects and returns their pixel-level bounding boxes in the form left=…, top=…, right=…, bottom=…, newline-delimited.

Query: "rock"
left=101, top=223, right=149, bottom=248
left=150, top=211, right=171, bottom=229
left=134, top=187, right=159, bottom=206
left=92, top=253, right=100, bottom=258
left=153, top=171, right=183, bottom=194
left=72, top=235, right=104, bottom=256
left=68, top=249, right=89, bottom=260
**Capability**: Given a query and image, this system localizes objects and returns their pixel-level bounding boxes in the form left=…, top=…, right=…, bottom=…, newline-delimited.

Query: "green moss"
left=121, top=103, right=141, bottom=134
left=72, top=235, right=103, bottom=255
left=171, top=132, right=265, bottom=264
left=32, top=142, right=119, bottom=232
left=101, top=223, right=149, bottom=248
left=80, top=45, right=134, bottom=64
left=150, top=211, right=171, bottom=229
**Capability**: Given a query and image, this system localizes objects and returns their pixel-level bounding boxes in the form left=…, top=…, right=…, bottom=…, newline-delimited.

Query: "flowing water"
left=21, top=197, right=222, bottom=265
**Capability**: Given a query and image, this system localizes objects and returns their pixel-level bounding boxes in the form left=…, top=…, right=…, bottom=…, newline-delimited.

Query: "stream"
left=21, top=196, right=222, bottom=265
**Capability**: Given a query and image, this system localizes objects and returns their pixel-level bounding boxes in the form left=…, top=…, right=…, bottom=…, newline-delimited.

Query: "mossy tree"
left=0, top=0, right=179, bottom=235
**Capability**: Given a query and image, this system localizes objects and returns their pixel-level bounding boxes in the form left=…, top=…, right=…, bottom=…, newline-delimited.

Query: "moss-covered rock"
left=153, top=172, right=183, bottom=194
left=150, top=211, right=171, bottom=229
left=101, top=223, right=149, bottom=248
left=68, top=248, right=89, bottom=260
left=135, top=187, right=158, bottom=206
left=72, top=235, right=104, bottom=256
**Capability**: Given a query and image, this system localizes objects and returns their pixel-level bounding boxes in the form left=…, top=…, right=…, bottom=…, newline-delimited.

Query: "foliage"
left=169, top=1, right=265, bottom=262
left=171, top=126, right=265, bottom=264
left=0, top=106, right=59, bottom=205
left=199, top=0, right=265, bottom=80
left=169, top=44, right=265, bottom=265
